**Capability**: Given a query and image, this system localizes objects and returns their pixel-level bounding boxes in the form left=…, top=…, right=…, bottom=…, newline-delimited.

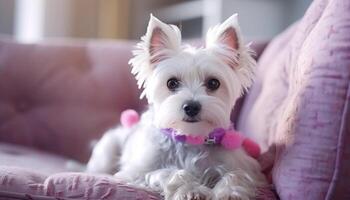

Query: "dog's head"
left=129, top=14, right=255, bottom=136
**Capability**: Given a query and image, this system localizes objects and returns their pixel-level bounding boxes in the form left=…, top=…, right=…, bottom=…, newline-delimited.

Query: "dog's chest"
left=156, top=134, right=218, bottom=170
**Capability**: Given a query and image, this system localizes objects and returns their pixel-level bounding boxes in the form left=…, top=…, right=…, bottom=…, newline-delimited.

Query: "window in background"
left=15, top=0, right=45, bottom=42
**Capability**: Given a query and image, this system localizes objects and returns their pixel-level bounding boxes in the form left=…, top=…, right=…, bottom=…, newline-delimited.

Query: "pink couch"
left=1, top=0, right=349, bottom=199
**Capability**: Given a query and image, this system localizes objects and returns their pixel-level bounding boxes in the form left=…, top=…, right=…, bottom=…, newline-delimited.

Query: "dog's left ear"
left=205, top=14, right=242, bottom=70
left=206, top=14, right=255, bottom=91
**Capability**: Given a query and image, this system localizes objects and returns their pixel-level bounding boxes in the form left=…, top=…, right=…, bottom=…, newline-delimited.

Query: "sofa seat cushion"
left=0, top=143, right=71, bottom=174
left=0, top=167, right=277, bottom=200
left=0, top=143, right=160, bottom=199
left=0, top=143, right=279, bottom=199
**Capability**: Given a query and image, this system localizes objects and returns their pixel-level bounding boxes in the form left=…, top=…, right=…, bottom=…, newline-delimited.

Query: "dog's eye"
left=206, top=78, right=220, bottom=91
left=167, top=78, right=180, bottom=91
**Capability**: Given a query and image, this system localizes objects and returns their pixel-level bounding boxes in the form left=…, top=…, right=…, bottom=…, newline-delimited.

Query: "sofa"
left=0, top=0, right=349, bottom=199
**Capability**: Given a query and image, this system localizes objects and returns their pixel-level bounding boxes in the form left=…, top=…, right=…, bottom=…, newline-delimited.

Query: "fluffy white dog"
left=86, top=14, right=267, bottom=200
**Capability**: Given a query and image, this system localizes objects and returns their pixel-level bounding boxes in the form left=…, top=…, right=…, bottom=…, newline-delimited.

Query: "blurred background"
left=0, top=0, right=312, bottom=43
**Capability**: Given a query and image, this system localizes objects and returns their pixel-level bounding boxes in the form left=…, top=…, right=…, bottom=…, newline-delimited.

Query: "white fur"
left=87, top=14, right=267, bottom=200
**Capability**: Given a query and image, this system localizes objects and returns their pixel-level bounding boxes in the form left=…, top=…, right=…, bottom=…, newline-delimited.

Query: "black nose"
left=183, top=101, right=201, bottom=117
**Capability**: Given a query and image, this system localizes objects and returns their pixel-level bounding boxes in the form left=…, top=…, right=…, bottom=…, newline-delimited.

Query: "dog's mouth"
left=183, top=118, right=200, bottom=123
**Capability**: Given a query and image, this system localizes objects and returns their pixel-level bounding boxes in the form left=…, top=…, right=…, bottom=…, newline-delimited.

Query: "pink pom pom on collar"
left=120, top=109, right=140, bottom=128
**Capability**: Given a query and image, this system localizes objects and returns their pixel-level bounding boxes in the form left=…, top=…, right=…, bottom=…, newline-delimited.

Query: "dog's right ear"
left=129, top=15, right=181, bottom=97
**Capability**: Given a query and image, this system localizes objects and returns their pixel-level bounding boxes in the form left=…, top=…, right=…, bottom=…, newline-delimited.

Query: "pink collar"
left=161, top=127, right=261, bottom=158
left=161, top=126, right=245, bottom=151
left=120, top=109, right=261, bottom=158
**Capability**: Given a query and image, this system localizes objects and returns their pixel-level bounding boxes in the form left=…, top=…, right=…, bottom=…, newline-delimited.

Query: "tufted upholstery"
left=238, top=0, right=350, bottom=199
left=0, top=39, right=144, bottom=162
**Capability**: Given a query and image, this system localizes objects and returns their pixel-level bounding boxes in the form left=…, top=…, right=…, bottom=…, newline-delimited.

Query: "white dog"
left=86, top=14, right=267, bottom=200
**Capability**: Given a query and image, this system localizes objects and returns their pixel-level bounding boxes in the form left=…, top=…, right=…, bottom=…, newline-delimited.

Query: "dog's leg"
left=165, top=169, right=213, bottom=200
left=86, top=127, right=130, bottom=174
left=212, top=170, right=265, bottom=200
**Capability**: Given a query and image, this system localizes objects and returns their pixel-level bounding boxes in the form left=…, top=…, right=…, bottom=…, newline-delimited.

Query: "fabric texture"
left=238, top=0, right=350, bottom=199
left=0, top=166, right=161, bottom=200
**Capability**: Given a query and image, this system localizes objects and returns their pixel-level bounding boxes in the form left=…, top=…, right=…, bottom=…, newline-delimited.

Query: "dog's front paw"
left=114, top=171, right=137, bottom=183
left=213, top=188, right=250, bottom=200
left=167, top=184, right=212, bottom=200
left=212, top=171, right=264, bottom=200
left=214, top=193, right=244, bottom=200
left=165, top=170, right=212, bottom=200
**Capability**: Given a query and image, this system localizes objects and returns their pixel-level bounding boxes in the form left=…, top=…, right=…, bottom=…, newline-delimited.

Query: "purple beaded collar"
left=161, top=125, right=245, bottom=150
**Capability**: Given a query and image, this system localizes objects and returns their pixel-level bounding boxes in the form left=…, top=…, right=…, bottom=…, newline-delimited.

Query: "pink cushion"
left=238, top=0, right=350, bottom=199
left=0, top=39, right=145, bottom=162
